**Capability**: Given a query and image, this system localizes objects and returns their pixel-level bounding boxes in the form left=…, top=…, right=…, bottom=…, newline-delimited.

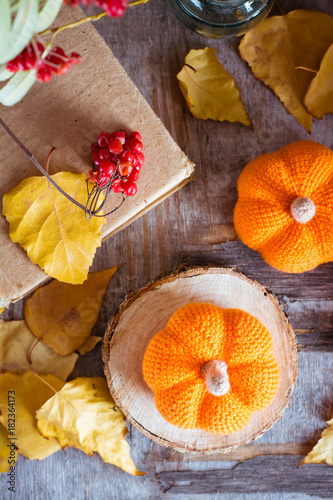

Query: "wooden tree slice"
left=103, top=267, right=297, bottom=454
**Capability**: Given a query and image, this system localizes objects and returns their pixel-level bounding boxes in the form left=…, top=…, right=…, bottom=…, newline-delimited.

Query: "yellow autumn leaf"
left=2, top=172, right=105, bottom=284
left=0, top=423, right=12, bottom=473
left=24, top=267, right=119, bottom=356
left=78, top=336, right=103, bottom=355
left=177, top=47, right=251, bottom=126
left=0, top=320, right=78, bottom=380
left=304, top=43, right=333, bottom=119
left=0, top=371, right=64, bottom=460
left=36, top=377, right=143, bottom=475
left=239, top=10, right=333, bottom=132
left=300, top=417, right=333, bottom=466
left=0, top=308, right=5, bottom=316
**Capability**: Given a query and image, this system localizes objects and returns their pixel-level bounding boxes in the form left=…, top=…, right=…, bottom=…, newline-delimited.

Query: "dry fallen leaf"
left=0, top=423, right=12, bottom=473
left=36, top=377, right=143, bottom=475
left=300, top=417, right=333, bottom=466
left=239, top=10, right=333, bottom=132
left=25, top=267, right=119, bottom=356
left=0, top=320, right=78, bottom=380
left=78, top=336, right=103, bottom=355
left=0, top=371, right=64, bottom=460
left=177, top=47, right=251, bottom=126
left=304, top=43, right=333, bottom=119
left=2, top=172, right=105, bottom=284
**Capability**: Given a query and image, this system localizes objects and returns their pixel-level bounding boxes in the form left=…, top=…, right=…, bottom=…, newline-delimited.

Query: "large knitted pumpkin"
left=143, top=303, right=279, bottom=435
left=234, top=140, right=333, bottom=273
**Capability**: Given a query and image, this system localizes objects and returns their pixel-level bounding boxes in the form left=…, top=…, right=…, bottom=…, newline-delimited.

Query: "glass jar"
left=166, top=0, right=275, bottom=38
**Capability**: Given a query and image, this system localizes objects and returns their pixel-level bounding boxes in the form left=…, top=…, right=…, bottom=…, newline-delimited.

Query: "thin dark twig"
left=0, top=118, right=87, bottom=212
left=90, top=189, right=102, bottom=214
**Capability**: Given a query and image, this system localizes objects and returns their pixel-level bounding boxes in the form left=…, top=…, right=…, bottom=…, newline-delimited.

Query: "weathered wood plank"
left=151, top=441, right=313, bottom=464
left=1, top=0, right=333, bottom=498
left=155, top=456, right=333, bottom=497
left=296, top=332, right=333, bottom=352
left=182, top=242, right=333, bottom=301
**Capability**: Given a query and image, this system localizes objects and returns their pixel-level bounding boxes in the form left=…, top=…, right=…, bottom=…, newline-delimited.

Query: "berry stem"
left=40, top=12, right=107, bottom=52
left=130, top=0, right=150, bottom=6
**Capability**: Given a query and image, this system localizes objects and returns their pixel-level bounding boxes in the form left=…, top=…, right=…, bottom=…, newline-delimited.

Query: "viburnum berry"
left=118, top=160, right=132, bottom=176
left=130, top=139, right=143, bottom=153
left=36, top=65, right=53, bottom=83
left=64, top=0, right=82, bottom=5
left=6, top=40, right=81, bottom=83
left=95, top=0, right=129, bottom=17
left=118, top=129, right=128, bottom=138
left=111, top=131, right=126, bottom=144
left=6, top=42, right=43, bottom=72
left=92, top=151, right=100, bottom=166
left=123, top=141, right=131, bottom=151
left=128, top=131, right=142, bottom=142
left=127, top=168, right=140, bottom=182
left=88, top=169, right=99, bottom=183
left=111, top=179, right=125, bottom=193
left=99, top=147, right=111, bottom=161
left=99, top=160, right=115, bottom=177
left=89, top=127, right=143, bottom=196
left=122, top=179, right=137, bottom=196
left=118, top=150, right=134, bottom=163
left=98, top=132, right=112, bottom=148
left=130, top=154, right=138, bottom=167
left=65, top=0, right=129, bottom=18
left=108, top=138, right=123, bottom=154
left=136, top=152, right=145, bottom=165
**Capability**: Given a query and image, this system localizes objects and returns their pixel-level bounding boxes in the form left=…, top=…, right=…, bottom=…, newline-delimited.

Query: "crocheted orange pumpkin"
left=143, top=303, right=279, bottom=435
left=234, top=140, right=333, bottom=273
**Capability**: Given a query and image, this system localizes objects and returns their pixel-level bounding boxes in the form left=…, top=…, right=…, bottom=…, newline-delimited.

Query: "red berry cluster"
left=64, top=0, right=129, bottom=17
left=6, top=41, right=81, bottom=83
left=88, top=129, right=144, bottom=197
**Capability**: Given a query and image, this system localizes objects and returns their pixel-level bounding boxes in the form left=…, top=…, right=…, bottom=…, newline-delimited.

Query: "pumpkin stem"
left=290, top=197, right=316, bottom=224
left=201, top=360, right=230, bottom=397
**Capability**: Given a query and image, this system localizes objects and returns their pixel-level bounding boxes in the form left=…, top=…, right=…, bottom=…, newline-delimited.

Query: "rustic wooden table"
left=1, top=0, right=333, bottom=498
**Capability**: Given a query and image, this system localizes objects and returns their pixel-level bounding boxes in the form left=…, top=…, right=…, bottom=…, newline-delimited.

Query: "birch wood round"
left=103, top=267, right=298, bottom=453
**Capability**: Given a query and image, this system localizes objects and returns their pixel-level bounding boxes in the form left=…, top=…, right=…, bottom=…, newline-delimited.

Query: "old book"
left=0, top=6, right=194, bottom=308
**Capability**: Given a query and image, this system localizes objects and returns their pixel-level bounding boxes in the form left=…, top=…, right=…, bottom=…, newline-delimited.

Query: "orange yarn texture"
left=143, top=303, right=279, bottom=435
left=234, top=140, right=333, bottom=273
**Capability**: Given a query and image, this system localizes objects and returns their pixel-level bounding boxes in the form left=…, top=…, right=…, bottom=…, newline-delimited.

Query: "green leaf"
left=0, top=65, right=13, bottom=82
left=0, top=1, right=11, bottom=62
left=0, top=70, right=37, bottom=106
left=35, top=0, right=63, bottom=33
left=0, top=0, right=39, bottom=65
left=9, top=0, right=22, bottom=13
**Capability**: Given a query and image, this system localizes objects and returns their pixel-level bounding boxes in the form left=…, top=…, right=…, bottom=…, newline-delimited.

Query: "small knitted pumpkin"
left=143, top=303, right=279, bottom=435
left=234, top=140, right=333, bottom=273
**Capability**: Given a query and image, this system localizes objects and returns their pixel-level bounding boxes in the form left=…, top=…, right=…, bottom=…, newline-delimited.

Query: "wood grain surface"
left=1, top=0, right=333, bottom=498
